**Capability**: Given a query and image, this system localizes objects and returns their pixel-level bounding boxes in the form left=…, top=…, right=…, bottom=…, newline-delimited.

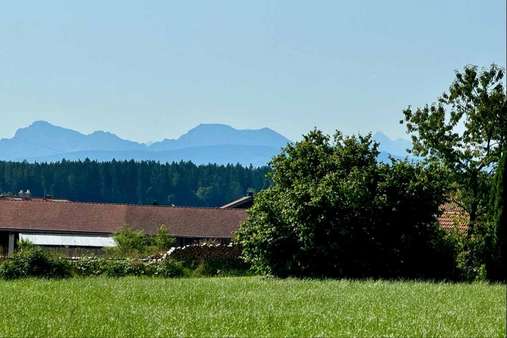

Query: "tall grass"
left=0, top=277, right=504, bottom=337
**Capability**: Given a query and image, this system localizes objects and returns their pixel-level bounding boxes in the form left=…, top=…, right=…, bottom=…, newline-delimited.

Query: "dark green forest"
left=0, top=160, right=270, bottom=207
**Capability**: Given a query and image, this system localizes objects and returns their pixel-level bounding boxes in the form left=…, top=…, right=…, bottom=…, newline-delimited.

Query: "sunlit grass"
left=0, top=277, right=504, bottom=337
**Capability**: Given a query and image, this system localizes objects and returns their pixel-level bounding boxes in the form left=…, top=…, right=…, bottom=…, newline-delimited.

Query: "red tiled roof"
left=0, top=199, right=469, bottom=237
left=438, top=202, right=469, bottom=232
left=0, top=199, right=247, bottom=238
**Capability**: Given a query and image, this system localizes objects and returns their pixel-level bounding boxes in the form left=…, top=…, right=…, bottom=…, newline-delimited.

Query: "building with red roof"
left=0, top=197, right=246, bottom=256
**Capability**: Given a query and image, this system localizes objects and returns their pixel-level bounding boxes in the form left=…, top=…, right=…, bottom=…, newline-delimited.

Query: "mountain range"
left=0, top=121, right=412, bottom=166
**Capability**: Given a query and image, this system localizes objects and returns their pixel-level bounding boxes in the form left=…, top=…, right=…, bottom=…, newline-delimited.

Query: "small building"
left=0, top=198, right=247, bottom=256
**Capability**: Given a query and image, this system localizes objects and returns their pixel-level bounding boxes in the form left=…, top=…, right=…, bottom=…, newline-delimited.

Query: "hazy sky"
left=1, top=0, right=505, bottom=142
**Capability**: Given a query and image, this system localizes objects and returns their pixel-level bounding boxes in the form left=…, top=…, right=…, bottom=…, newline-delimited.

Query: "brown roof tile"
left=0, top=199, right=247, bottom=238
left=438, top=202, right=469, bottom=232
left=0, top=199, right=468, bottom=237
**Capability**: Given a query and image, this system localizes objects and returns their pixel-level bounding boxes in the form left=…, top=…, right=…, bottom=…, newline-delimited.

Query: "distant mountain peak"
left=31, top=120, right=54, bottom=127
left=149, top=123, right=290, bottom=152
left=194, top=123, right=232, bottom=128
left=184, top=123, right=235, bottom=134
left=373, top=131, right=409, bottom=143
left=0, top=121, right=291, bottom=166
left=15, top=120, right=80, bottom=138
left=188, top=123, right=279, bottom=134
left=89, top=130, right=117, bottom=137
left=373, top=131, right=412, bottom=158
left=373, top=131, right=390, bottom=141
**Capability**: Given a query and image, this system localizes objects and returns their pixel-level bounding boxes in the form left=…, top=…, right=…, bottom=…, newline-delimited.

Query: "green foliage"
left=0, top=160, right=269, bottom=207
left=72, top=256, right=110, bottom=276
left=1, top=244, right=246, bottom=279
left=236, top=130, right=455, bottom=279
left=111, top=226, right=149, bottom=257
left=191, top=259, right=249, bottom=277
left=401, top=64, right=506, bottom=230
left=447, top=223, right=493, bottom=281
left=487, top=147, right=506, bottom=281
left=154, top=225, right=176, bottom=251
left=16, top=239, right=36, bottom=252
left=0, top=245, right=71, bottom=279
left=103, top=259, right=157, bottom=277
left=167, top=244, right=249, bottom=276
left=72, top=257, right=180, bottom=277
left=155, top=259, right=187, bottom=278
left=102, top=259, right=133, bottom=277
left=110, top=225, right=176, bottom=257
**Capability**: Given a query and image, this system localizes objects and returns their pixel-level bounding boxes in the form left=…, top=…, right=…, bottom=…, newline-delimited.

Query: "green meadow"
left=0, top=277, right=504, bottom=337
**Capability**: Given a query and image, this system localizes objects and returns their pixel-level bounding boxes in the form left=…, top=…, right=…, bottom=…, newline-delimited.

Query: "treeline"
left=0, top=160, right=270, bottom=207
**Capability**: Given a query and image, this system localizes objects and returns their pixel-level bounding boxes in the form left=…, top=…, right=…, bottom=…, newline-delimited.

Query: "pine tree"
left=0, top=160, right=270, bottom=207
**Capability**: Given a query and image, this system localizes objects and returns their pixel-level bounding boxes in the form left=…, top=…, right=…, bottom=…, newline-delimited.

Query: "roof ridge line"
left=0, top=198, right=245, bottom=211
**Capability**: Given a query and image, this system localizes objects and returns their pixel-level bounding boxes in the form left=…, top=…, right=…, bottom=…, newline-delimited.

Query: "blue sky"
left=1, top=0, right=505, bottom=142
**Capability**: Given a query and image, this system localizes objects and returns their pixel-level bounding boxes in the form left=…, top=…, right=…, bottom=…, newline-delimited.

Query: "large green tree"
left=236, top=130, right=454, bottom=279
left=401, top=64, right=506, bottom=232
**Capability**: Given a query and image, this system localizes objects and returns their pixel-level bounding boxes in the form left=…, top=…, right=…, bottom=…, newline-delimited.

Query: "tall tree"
left=488, top=146, right=506, bottom=281
left=401, top=64, right=506, bottom=233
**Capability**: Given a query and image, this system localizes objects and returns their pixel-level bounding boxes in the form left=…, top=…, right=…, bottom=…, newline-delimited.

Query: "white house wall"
left=19, top=233, right=116, bottom=248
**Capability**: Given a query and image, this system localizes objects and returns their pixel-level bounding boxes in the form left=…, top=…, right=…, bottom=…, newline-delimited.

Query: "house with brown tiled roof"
left=0, top=197, right=247, bottom=256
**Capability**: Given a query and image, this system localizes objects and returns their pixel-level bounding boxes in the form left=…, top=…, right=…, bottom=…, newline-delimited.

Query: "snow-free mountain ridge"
left=0, top=121, right=411, bottom=165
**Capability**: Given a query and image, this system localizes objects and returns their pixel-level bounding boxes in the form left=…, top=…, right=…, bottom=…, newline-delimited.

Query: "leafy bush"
left=155, top=259, right=187, bottom=278
left=167, top=244, right=249, bottom=276
left=72, top=256, right=109, bottom=276
left=110, top=226, right=150, bottom=257
left=191, top=259, right=249, bottom=277
left=109, top=225, right=176, bottom=257
left=103, top=259, right=132, bottom=277
left=71, top=257, right=158, bottom=277
left=154, top=225, right=176, bottom=251
left=0, top=246, right=72, bottom=279
left=236, top=130, right=456, bottom=279
left=75, top=244, right=247, bottom=278
left=0, top=259, right=25, bottom=279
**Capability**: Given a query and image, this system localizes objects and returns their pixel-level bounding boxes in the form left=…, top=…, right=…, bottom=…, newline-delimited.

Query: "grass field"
left=0, top=277, right=504, bottom=337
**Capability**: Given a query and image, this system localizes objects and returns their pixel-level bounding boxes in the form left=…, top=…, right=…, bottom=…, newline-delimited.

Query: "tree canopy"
left=236, top=130, right=454, bottom=279
left=401, top=64, right=506, bottom=230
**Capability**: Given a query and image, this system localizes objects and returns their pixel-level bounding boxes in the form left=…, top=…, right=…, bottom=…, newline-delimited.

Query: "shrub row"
left=0, top=244, right=249, bottom=279
left=165, top=243, right=249, bottom=276
left=0, top=247, right=72, bottom=279
left=72, top=256, right=187, bottom=278
left=0, top=251, right=189, bottom=280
